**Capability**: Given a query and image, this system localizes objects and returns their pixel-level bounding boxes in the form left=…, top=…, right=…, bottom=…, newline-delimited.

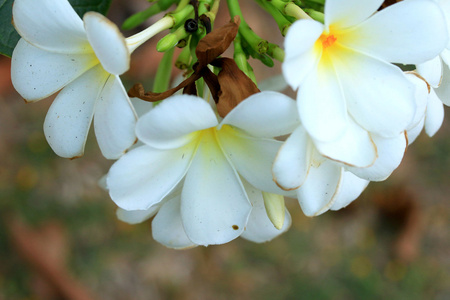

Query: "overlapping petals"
left=273, top=123, right=371, bottom=217
left=11, top=0, right=136, bottom=159
left=116, top=179, right=292, bottom=249
left=107, top=92, right=296, bottom=246
left=405, top=71, right=444, bottom=141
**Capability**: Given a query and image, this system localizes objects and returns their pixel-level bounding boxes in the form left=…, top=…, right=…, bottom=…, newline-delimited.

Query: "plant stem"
left=153, top=46, right=175, bottom=93
left=254, top=0, right=292, bottom=36
left=122, top=0, right=178, bottom=30
left=226, top=0, right=268, bottom=54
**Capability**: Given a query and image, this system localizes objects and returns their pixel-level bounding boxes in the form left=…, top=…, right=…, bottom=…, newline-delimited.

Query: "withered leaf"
left=128, top=69, right=201, bottom=102
left=196, top=15, right=240, bottom=67
left=212, top=57, right=260, bottom=118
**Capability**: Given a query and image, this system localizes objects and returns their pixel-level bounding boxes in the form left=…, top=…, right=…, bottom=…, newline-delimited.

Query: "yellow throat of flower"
left=320, top=34, right=337, bottom=50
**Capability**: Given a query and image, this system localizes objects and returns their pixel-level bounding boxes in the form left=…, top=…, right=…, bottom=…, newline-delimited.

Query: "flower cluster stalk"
left=153, top=46, right=175, bottom=93
left=254, top=0, right=292, bottom=36
left=176, top=44, right=192, bottom=69
left=226, top=0, right=268, bottom=54
left=122, top=0, right=179, bottom=30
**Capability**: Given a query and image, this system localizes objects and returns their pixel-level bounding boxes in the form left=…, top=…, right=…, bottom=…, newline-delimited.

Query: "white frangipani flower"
left=116, top=179, right=292, bottom=249
left=283, top=0, right=448, bottom=155
left=107, top=92, right=297, bottom=246
left=11, top=0, right=173, bottom=159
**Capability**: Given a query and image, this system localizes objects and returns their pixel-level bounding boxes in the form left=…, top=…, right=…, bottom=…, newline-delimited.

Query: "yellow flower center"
left=320, top=34, right=337, bottom=50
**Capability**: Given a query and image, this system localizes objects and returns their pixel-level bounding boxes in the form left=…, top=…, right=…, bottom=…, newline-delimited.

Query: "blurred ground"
left=1, top=1, right=450, bottom=299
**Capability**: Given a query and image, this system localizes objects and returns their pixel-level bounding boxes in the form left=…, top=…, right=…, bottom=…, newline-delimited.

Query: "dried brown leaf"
left=196, top=16, right=240, bottom=67
left=212, top=58, right=260, bottom=118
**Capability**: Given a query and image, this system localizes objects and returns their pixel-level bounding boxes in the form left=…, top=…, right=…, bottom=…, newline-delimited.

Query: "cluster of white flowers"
left=10, top=0, right=450, bottom=248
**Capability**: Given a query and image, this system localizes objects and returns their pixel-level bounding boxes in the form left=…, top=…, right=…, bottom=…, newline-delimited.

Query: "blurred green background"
left=1, top=1, right=449, bottom=299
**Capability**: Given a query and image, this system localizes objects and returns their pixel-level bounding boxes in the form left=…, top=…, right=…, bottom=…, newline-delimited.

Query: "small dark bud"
left=184, top=19, right=198, bottom=33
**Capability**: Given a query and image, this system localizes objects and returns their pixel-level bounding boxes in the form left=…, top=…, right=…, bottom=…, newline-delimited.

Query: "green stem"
left=233, top=34, right=250, bottom=76
left=204, top=0, right=221, bottom=23
left=196, top=77, right=205, bottom=98
left=304, top=8, right=324, bottom=23
left=198, top=0, right=215, bottom=15
left=246, top=62, right=257, bottom=84
left=174, top=0, right=191, bottom=12
left=153, top=46, right=175, bottom=93
left=226, top=0, right=268, bottom=54
left=168, top=4, right=195, bottom=25
left=122, top=0, right=179, bottom=30
left=305, top=0, right=325, bottom=6
left=267, top=43, right=285, bottom=62
left=255, top=0, right=292, bottom=36
left=176, top=43, right=192, bottom=69
left=233, top=34, right=257, bottom=84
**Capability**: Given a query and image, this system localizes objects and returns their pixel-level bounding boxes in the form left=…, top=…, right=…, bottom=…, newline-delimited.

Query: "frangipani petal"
left=13, top=0, right=90, bottom=53
left=339, top=0, right=448, bottom=64
left=136, top=95, right=218, bottom=150
left=314, top=119, right=377, bottom=168
left=330, top=171, right=369, bottom=211
left=153, top=195, right=197, bottom=249
left=425, top=89, right=445, bottom=137
left=43, top=65, right=108, bottom=158
left=283, top=19, right=323, bottom=89
left=407, top=117, right=425, bottom=145
left=406, top=72, right=429, bottom=130
left=441, top=49, right=450, bottom=67
left=107, top=143, right=196, bottom=211
left=84, top=12, right=130, bottom=75
left=217, top=126, right=292, bottom=196
left=298, top=60, right=348, bottom=142
left=181, top=129, right=251, bottom=246
left=297, top=160, right=342, bottom=217
left=347, top=133, right=407, bottom=181
left=435, top=63, right=450, bottom=106
left=240, top=181, right=291, bottom=243
left=94, top=75, right=137, bottom=159
left=325, top=0, right=383, bottom=30
left=131, top=97, right=154, bottom=117
left=116, top=204, right=160, bottom=225
left=11, top=39, right=98, bottom=102
left=440, top=0, right=450, bottom=49
left=272, top=126, right=312, bottom=191
left=220, top=92, right=299, bottom=138
left=331, top=46, right=415, bottom=137
left=416, top=56, right=443, bottom=88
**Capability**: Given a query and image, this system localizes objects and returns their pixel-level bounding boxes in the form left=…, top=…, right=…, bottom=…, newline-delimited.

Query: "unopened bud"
left=157, top=33, right=179, bottom=52
left=262, top=192, right=285, bottom=230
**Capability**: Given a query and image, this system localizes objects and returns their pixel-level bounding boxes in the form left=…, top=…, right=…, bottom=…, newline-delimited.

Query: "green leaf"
left=0, top=0, right=113, bottom=58
left=0, top=0, right=20, bottom=58
left=68, top=0, right=112, bottom=19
